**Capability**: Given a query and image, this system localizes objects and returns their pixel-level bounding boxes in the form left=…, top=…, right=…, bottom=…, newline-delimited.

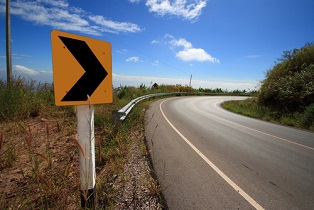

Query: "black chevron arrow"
left=59, top=36, right=108, bottom=101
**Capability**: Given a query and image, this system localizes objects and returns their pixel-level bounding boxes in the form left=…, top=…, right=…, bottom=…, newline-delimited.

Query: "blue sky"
left=0, top=0, right=313, bottom=90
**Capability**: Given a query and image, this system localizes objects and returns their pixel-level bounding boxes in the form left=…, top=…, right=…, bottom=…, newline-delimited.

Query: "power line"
left=107, top=36, right=190, bottom=76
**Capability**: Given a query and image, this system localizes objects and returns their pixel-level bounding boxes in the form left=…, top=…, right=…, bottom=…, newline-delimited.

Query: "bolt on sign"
left=51, top=30, right=112, bottom=106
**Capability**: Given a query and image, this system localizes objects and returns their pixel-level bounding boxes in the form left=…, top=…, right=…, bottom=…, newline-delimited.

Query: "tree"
left=258, top=44, right=314, bottom=111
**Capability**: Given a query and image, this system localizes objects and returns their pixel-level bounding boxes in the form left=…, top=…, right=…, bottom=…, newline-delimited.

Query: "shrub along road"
left=146, top=96, right=314, bottom=209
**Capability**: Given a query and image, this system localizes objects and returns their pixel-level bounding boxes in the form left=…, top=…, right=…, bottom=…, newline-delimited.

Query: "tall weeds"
left=1, top=78, right=166, bottom=209
left=0, top=77, right=54, bottom=121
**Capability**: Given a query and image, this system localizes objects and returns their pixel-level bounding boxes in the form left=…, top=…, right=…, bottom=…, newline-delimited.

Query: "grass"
left=0, top=78, right=167, bottom=209
left=0, top=78, right=56, bottom=120
left=222, top=98, right=314, bottom=131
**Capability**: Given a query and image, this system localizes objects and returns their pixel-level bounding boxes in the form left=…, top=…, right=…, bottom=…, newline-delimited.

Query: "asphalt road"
left=145, top=96, right=314, bottom=210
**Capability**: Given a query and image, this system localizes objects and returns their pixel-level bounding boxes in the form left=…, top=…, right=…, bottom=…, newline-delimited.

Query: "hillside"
left=223, top=43, right=314, bottom=130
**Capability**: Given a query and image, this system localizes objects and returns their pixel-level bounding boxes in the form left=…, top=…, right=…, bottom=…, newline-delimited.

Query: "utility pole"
left=189, top=74, right=192, bottom=87
left=6, top=0, right=12, bottom=84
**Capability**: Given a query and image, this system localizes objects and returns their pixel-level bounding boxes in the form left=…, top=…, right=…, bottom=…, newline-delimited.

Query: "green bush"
left=258, top=43, right=314, bottom=111
left=302, top=104, right=314, bottom=128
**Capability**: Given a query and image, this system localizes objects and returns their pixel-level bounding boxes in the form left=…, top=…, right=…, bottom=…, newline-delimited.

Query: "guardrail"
left=112, top=93, right=173, bottom=124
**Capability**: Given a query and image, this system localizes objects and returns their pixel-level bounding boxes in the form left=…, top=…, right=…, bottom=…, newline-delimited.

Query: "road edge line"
left=159, top=99, right=265, bottom=210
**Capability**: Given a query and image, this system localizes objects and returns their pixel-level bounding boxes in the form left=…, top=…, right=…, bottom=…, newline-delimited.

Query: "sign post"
left=51, top=30, right=112, bottom=209
left=77, top=105, right=95, bottom=208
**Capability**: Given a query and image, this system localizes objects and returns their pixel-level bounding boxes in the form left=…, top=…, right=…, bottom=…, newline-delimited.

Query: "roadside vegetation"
left=0, top=79, right=160, bottom=209
left=223, top=43, right=314, bottom=131
left=0, top=78, right=252, bottom=209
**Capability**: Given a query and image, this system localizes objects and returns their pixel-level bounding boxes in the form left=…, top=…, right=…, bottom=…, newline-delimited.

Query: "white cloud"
left=0, top=65, right=53, bottom=82
left=37, top=0, right=69, bottom=8
left=129, top=0, right=141, bottom=3
left=151, top=40, right=159, bottom=44
left=170, top=37, right=192, bottom=49
left=13, top=65, right=39, bottom=75
left=89, top=15, right=142, bottom=33
left=145, top=0, right=207, bottom=21
left=166, top=34, right=219, bottom=63
left=126, top=57, right=143, bottom=62
left=0, top=0, right=142, bottom=36
left=112, top=73, right=258, bottom=90
left=176, top=48, right=219, bottom=62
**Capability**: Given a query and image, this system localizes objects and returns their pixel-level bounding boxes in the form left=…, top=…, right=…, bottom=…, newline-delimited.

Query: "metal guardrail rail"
left=112, top=93, right=172, bottom=123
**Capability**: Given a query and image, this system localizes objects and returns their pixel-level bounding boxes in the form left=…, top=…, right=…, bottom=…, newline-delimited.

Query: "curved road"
left=145, top=96, right=314, bottom=210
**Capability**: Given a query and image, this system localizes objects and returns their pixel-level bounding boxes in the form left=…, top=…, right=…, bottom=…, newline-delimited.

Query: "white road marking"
left=160, top=99, right=265, bottom=210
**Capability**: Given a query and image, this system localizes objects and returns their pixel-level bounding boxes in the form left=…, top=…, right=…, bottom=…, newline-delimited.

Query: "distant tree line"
left=114, top=83, right=253, bottom=100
